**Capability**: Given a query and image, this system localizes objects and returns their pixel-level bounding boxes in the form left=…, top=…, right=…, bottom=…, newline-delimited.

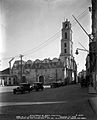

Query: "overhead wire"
left=1, top=6, right=90, bottom=61
left=23, top=7, right=89, bottom=57
left=71, top=7, right=89, bottom=26
left=0, top=55, right=19, bottom=61
left=0, top=31, right=61, bottom=61
left=24, top=34, right=60, bottom=57
left=22, top=31, right=60, bottom=55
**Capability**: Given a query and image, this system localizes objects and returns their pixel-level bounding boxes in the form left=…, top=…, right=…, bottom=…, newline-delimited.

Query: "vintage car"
left=80, top=78, right=88, bottom=87
left=50, top=81, right=65, bottom=88
left=32, top=82, right=44, bottom=91
left=61, top=81, right=66, bottom=86
left=50, top=82, right=59, bottom=88
left=57, top=81, right=63, bottom=87
left=13, top=83, right=32, bottom=94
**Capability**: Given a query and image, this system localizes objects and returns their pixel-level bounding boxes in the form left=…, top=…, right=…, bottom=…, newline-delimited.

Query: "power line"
left=0, top=55, right=19, bottom=61
left=23, top=8, right=89, bottom=56
left=71, top=7, right=89, bottom=26
left=22, top=31, right=60, bottom=55
left=24, top=34, right=60, bottom=57
left=22, top=8, right=89, bottom=56
left=1, top=6, right=90, bottom=61
left=0, top=32, right=60, bottom=61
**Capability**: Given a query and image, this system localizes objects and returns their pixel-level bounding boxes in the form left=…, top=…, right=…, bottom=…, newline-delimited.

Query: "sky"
left=0, top=0, right=91, bottom=73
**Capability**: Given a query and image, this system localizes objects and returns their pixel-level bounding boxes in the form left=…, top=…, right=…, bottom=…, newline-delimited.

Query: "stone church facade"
left=12, top=19, right=77, bottom=85
left=23, top=58, right=64, bottom=84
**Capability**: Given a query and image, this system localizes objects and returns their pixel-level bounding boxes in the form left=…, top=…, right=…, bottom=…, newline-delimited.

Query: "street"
left=0, top=84, right=97, bottom=120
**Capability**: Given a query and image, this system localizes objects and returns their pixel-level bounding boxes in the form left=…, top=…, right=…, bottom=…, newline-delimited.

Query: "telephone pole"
left=20, top=54, right=24, bottom=82
left=56, top=69, right=57, bottom=82
left=9, top=57, right=14, bottom=74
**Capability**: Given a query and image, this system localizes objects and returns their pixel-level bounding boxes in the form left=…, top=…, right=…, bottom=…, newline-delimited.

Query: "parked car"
left=50, top=82, right=59, bottom=88
left=80, top=78, right=87, bottom=87
left=50, top=81, right=65, bottom=88
left=57, top=81, right=63, bottom=87
left=32, top=82, right=44, bottom=91
left=61, top=81, right=66, bottom=86
left=13, top=83, right=32, bottom=94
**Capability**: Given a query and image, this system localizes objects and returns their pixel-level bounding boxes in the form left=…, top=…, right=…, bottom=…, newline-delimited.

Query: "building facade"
left=0, top=68, right=17, bottom=86
left=24, top=58, right=64, bottom=84
left=86, top=0, right=97, bottom=89
left=12, top=19, right=77, bottom=85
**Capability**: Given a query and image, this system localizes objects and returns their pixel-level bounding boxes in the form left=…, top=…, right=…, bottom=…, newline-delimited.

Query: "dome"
left=34, top=59, right=41, bottom=63
left=26, top=60, right=33, bottom=64
left=52, top=58, right=59, bottom=62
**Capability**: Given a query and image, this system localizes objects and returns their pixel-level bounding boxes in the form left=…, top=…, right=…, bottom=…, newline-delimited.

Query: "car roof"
left=33, top=82, right=42, bottom=83
left=20, top=83, right=30, bottom=85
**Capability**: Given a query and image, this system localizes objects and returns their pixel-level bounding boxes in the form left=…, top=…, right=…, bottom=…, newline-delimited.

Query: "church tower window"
left=65, top=24, right=68, bottom=28
left=65, top=32, right=67, bottom=39
left=64, top=43, right=67, bottom=47
left=64, top=49, right=67, bottom=53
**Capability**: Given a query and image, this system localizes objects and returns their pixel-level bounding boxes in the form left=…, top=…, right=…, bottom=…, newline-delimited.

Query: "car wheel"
left=36, top=88, right=38, bottom=91
left=41, top=87, right=44, bottom=91
left=21, top=90, right=24, bottom=94
left=13, top=90, right=16, bottom=94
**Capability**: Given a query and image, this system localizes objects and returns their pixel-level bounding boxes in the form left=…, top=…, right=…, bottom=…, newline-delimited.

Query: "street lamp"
left=75, top=48, right=89, bottom=55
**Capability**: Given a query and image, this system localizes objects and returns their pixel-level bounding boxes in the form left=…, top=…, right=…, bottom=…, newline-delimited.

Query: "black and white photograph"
left=0, top=0, right=97, bottom=119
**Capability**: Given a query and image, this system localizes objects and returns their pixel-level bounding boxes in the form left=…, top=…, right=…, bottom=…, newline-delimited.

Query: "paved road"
left=0, top=84, right=97, bottom=120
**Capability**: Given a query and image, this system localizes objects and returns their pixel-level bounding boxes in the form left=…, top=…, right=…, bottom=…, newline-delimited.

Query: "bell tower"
left=59, top=19, right=73, bottom=64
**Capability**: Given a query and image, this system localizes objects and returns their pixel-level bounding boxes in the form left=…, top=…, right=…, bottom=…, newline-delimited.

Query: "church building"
left=12, top=19, right=77, bottom=85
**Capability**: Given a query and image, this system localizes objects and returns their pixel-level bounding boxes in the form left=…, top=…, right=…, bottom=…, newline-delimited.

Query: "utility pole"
left=9, top=57, right=14, bottom=74
left=20, top=54, right=24, bottom=82
left=91, top=0, right=97, bottom=90
left=56, top=69, right=57, bottom=82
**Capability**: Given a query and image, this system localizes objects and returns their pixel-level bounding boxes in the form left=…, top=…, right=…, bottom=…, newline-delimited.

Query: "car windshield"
left=33, top=83, right=42, bottom=86
left=34, top=83, right=39, bottom=85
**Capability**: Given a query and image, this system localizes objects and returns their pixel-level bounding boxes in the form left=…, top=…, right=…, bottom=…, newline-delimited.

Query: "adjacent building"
left=0, top=68, right=17, bottom=86
left=86, top=0, right=97, bottom=88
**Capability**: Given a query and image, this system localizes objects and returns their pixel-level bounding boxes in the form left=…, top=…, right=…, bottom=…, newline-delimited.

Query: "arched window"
left=64, top=43, right=67, bottom=47
left=65, top=32, right=67, bottom=39
left=64, top=49, right=67, bottom=53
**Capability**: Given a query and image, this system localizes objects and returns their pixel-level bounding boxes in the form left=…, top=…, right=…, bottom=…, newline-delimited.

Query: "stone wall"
left=25, top=67, right=64, bottom=85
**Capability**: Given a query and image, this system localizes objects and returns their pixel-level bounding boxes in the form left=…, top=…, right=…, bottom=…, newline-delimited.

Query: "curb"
left=88, top=97, right=97, bottom=114
left=88, top=86, right=97, bottom=94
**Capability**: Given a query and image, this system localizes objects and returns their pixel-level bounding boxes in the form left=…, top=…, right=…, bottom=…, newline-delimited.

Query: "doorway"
left=39, top=75, right=44, bottom=83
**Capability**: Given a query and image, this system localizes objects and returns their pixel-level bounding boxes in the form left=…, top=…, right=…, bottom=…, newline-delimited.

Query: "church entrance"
left=39, top=75, right=44, bottom=84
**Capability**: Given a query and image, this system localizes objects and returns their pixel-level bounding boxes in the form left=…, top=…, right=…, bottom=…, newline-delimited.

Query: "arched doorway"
left=21, top=76, right=26, bottom=83
left=39, top=75, right=44, bottom=83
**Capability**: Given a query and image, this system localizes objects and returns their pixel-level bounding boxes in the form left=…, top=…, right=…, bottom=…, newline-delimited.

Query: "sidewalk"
left=0, top=85, right=50, bottom=93
left=0, top=86, right=18, bottom=93
left=88, top=86, right=97, bottom=114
